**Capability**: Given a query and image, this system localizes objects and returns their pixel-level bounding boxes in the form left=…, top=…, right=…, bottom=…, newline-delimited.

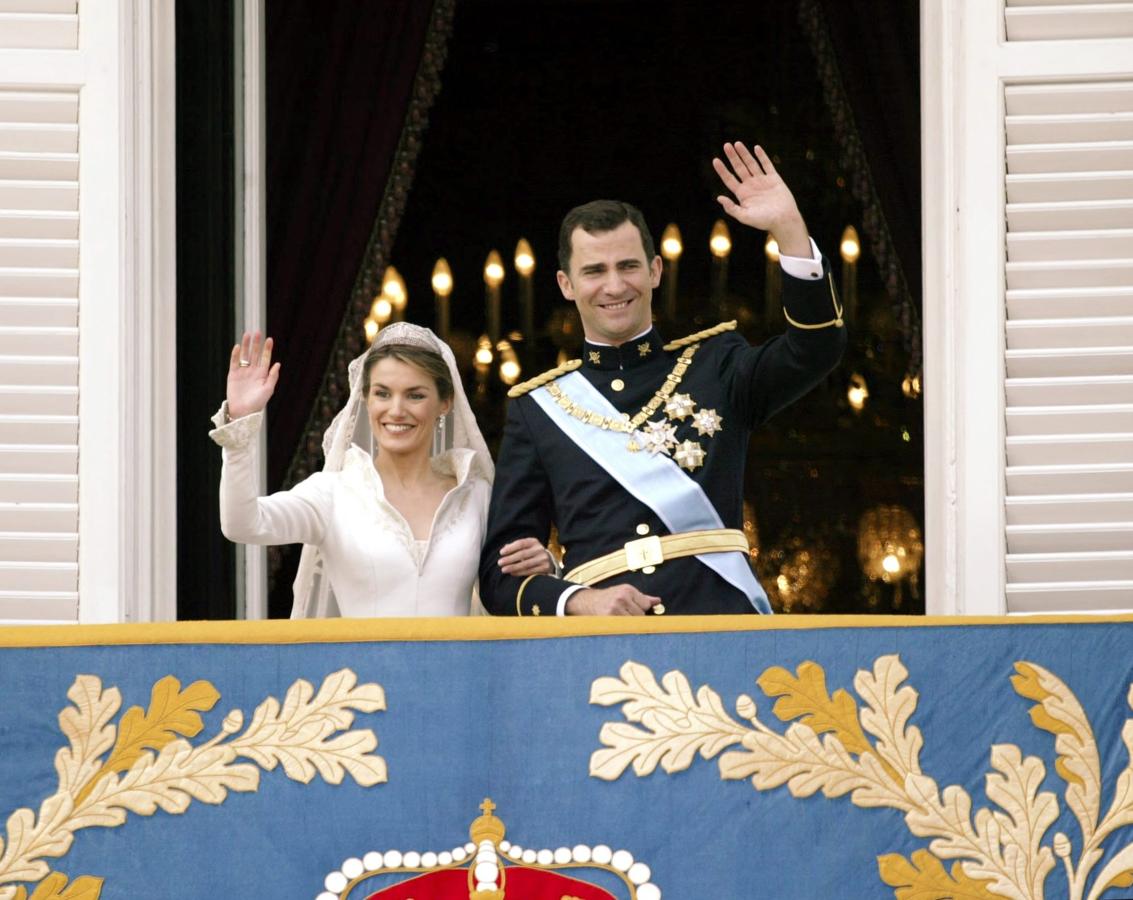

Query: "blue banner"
left=1, top=615, right=1132, bottom=900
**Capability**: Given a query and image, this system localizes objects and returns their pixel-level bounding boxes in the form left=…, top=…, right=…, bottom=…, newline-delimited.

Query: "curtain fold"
left=266, top=0, right=456, bottom=494
left=264, top=0, right=457, bottom=607
left=798, top=0, right=922, bottom=374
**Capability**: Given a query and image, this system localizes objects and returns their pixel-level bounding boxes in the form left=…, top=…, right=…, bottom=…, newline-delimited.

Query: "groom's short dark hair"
left=557, top=200, right=655, bottom=273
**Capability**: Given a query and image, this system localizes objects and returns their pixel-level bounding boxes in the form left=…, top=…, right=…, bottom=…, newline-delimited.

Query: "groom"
left=479, top=143, right=846, bottom=616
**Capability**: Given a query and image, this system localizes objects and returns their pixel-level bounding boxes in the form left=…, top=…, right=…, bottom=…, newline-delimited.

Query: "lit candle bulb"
left=709, top=220, right=732, bottom=258
left=840, top=225, right=860, bottom=322
left=847, top=372, right=869, bottom=412
left=497, top=339, right=521, bottom=386
left=514, top=239, right=535, bottom=369
left=431, top=258, right=453, bottom=342
left=371, top=295, right=393, bottom=325
left=709, top=220, right=731, bottom=315
left=474, top=334, right=493, bottom=396
left=382, top=266, right=407, bottom=323
left=660, top=223, right=682, bottom=321
left=764, top=234, right=781, bottom=328
left=484, top=250, right=504, bottom=343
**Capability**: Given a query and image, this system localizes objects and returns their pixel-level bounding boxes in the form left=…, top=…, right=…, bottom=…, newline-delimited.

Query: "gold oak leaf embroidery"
left=878, top=850, right=998, bottom=900
left=13, top=872, right=103, bottom=900
left=588, top=662, right=748, bottom=780
left=1105, top=871, right=1133, bottom=891
left=1010, top=662, right=1101, bottom=836
left=1012, top=672, right=1133, bottom=900
left=75, top=676, right=220, bottom=806
left=591, top=655, right=1132, bottom=900
left=757, top=662, right=884, bottom=769
left=0, top=670, right=386, bottom=894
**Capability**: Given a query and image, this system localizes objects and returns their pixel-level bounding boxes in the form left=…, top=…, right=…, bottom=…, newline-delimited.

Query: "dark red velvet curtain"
left=265, top=0, right=450, bottom=491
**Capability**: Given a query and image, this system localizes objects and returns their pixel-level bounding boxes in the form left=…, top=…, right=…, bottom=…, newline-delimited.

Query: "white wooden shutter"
left=0, top=86, right=79, bottom=622
left=0, top=3, right=176, bottom=624
left=923, top=0, right=1133, bottom=614
left=1006, top=0, right=1133, bottom=42
left=0, top=1, right=78, bottom=51
left=1004, top=78, right=1133, bottom=611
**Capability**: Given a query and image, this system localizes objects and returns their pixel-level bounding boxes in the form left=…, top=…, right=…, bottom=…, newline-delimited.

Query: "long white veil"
left=289, top=322, right=492, bottom=618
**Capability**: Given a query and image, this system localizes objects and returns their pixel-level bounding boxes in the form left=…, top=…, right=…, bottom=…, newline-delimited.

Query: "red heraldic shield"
left=505, top=867, right=618, bottom=898
left=364, top=865, right=618, bottom=899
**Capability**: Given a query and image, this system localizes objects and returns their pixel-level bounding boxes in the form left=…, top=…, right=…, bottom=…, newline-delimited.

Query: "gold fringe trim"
left=6, top=614, right=1133, bottom=650
left=663, top=320, right=737, bottom=351
left=507, top=358, right=582, bottom=398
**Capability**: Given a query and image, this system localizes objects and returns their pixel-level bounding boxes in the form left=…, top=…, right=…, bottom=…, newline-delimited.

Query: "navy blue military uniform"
left=478, top=260, right=846, bottom=616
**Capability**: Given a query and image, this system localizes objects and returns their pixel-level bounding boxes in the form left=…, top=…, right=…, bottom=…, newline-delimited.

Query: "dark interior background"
left=176, top=1, right=237, bottom=619
left=177, top=0, right=923, bottom=619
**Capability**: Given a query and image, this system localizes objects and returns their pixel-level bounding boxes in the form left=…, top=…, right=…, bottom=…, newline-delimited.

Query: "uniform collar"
left=581, top=328, right=665, bottom=371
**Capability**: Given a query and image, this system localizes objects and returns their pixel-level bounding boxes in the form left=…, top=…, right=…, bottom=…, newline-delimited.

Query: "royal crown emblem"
left=317, top=799, right=661, bottom=899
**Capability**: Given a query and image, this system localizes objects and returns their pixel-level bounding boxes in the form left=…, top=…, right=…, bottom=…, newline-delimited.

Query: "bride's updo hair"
left=362, top=343, right=454, bottom=401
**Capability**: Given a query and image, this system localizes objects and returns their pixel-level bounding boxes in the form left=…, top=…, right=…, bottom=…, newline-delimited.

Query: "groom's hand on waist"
left=565, top=585, right=660, bottom=616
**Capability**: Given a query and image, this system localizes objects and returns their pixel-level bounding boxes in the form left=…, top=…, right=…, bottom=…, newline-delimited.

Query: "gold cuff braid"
left=515, top=574, right=539, bottom=616
left=783, top=272, right=844, bottom=329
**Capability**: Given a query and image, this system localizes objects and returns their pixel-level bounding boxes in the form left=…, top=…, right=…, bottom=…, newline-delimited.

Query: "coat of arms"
left=317, top=799, right=661, bottom=899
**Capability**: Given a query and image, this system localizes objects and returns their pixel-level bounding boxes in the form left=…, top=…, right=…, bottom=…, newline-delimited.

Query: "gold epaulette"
left=663, top=320, right=737, bottom=352
left=507, top=358, right=583, bottom=398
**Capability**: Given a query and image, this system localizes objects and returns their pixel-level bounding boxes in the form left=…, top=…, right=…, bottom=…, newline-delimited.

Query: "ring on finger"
left=238, top=359, right=251, bottom=367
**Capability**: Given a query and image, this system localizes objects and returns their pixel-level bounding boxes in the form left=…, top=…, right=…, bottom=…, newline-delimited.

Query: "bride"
left=210, top=322, right=552, bottom=617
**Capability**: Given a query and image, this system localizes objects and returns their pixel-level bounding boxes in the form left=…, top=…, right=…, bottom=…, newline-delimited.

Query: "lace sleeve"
left=208, top=401, right=264, bottom=449
left=211, top=403, right=330, bottom=547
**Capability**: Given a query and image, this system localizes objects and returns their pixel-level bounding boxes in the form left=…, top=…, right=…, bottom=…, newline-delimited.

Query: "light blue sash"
left=531, top=372, right=771, bottom=613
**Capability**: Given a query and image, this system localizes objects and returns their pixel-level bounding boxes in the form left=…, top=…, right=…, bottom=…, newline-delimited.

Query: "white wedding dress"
left=211, top=322, right=497, bottom=618
left=210, top=409, right=491, bottom=617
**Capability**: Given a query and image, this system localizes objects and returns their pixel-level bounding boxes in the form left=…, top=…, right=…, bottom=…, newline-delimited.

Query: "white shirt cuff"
left=556, top=583, right=587, bottom=616
left=779, top=237, right=824, bottom=281
left=546, top=549, right=563, bottom=578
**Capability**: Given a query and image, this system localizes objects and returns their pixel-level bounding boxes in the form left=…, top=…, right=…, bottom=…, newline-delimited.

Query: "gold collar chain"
left=543, top=343, right=700, bottom=436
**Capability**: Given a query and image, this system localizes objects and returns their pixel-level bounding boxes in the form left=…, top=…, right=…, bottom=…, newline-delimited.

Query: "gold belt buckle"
left=624, top=535, right=664, bottom=571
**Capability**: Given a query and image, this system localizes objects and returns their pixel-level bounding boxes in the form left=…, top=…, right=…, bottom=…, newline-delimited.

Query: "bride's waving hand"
left=225, top=331, right=280, bottom=420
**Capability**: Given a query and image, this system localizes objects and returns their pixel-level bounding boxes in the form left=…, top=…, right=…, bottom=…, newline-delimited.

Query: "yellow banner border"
left=1, top=612, right=1132, bottom=648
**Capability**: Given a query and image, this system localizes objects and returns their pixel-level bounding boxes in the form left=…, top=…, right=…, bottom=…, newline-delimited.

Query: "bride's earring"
left=432, top=414, right=447, bottom=456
